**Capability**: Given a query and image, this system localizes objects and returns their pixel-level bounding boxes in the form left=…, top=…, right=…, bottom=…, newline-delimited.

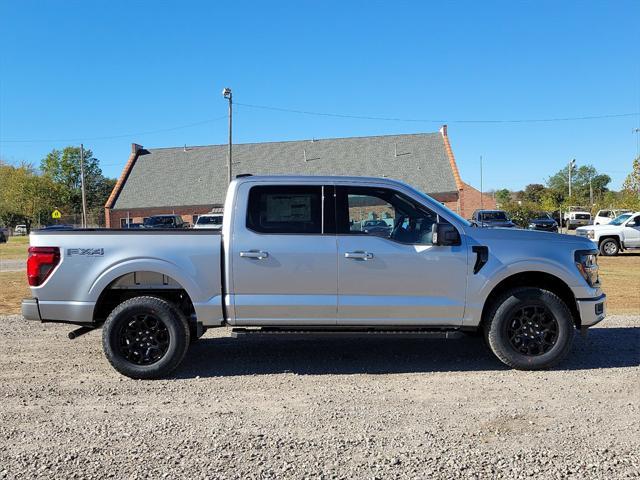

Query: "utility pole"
left=80, top=144, right=88, bottom=228
left=222, top=87, right=233, bottom=185
left=568, top=158, right=576, bottom=199
left=589, top=175, right=593, bottom=207
left=480, top=155, right=483, bottom=209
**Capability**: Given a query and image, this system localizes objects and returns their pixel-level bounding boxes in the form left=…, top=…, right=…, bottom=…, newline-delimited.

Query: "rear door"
left=335, top=185, right=468, bottom=326
left=623, top=214, right=640, bottom=247
left=230, top=182, right=337, bottom=325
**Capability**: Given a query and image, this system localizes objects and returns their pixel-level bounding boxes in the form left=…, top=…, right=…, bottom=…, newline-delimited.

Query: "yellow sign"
left=52, top=209, right=62, bottom=219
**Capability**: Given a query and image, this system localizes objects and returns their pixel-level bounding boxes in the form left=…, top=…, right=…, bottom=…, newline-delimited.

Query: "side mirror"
left=431, top=222, right=461, bottom=246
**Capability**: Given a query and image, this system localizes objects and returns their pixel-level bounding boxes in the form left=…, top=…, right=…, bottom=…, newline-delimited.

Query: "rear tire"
left=484, top=287, right=574, bottom=370
left=599, top=238, right=619, bottom=256
left=102, top=296, right=190, bottom=379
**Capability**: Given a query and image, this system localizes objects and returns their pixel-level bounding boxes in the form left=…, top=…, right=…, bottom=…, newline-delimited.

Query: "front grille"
left=575, top=214, right=590, bottom=220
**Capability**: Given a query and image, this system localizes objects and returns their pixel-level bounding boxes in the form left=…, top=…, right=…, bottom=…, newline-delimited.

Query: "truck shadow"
left=175, top=327, right=639, bottom=378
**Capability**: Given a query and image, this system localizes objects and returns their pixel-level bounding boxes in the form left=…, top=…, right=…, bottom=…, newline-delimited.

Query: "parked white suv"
left=593, top=209, right=631, bottom=226
left=576, top=212, right=640, bottom=256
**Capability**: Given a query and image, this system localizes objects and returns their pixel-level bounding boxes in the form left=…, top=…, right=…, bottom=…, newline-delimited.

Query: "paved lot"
left=0, top=313, right=638, bottom=479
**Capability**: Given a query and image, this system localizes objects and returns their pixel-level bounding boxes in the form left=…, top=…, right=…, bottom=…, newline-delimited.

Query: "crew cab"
left=22, top=176, right=607, bottom=379
left=576, top=211, right=640, bottom=256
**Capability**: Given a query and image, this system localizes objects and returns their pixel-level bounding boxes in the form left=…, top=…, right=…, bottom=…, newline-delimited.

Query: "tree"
left=0, top=161, right=64, bottom=229
left=521, top=184, right=546, bottom=203
left=40, top=146, right=115, bottom=216
left=495, top=189, right=512, bottom=207
left=622, top=157, right=640, bottom=194
left=546, top=164, right=610, bottom=206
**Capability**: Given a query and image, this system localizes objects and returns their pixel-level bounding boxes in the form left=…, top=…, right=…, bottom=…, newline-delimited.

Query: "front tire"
left=599, top=238, right=619, bottom=256
left=102, top=296, right=190, bottom=379
left=484, top=287, right=574, bottom=370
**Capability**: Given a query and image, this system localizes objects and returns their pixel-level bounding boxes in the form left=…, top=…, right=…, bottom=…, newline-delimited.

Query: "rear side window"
left=247, top=185, right=323, bottom=234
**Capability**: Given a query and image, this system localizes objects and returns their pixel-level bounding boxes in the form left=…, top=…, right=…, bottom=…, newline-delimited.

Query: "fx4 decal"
left=67, top=248, right=104, bottom=257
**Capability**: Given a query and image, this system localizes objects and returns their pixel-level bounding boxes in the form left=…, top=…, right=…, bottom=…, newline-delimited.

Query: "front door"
left=335, top=185, right=467, bottom=326
left=231, top=183, right=337, bottom=325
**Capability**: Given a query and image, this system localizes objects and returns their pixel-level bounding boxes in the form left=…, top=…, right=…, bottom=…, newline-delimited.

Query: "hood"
left=467, top=224, right=596, bottom=249
left=577, top=224, right=619, bottom=234
left=479, top=220, right=516, bottom=228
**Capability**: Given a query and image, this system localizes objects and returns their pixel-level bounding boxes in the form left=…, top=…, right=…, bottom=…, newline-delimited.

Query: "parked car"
left=0, top=227, right=8, bottom=243
left=15, top=224, right=28, bottom=236
left=193, top=213, right=223, bottom=230
left=142, top=214, right=187, bottom=229
left=361, top=219, right=392, bottom=237
left=576, top=211, right=640, bottom=256
left=593, top=209, right=631, bottom=226
left=563, top=206, right=591, bottom=229
left=471, top=210, right=516, bottom=228
left=527, top=212, right=558, bottom=232
left=22, top=175, right=606, bottom=379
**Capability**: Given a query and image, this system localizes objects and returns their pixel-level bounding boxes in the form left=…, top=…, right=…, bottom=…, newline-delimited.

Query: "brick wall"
left=109, top=204, right=222, bottom=228
left=459, top=182, right=496, bottom=219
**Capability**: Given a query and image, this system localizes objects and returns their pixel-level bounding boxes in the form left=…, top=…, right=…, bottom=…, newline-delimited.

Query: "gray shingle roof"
left=111, top=132, right=457, bottom=210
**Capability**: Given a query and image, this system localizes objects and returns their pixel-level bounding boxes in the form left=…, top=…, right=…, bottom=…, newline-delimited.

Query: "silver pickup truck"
left=22, top=175, right=606, bottom=378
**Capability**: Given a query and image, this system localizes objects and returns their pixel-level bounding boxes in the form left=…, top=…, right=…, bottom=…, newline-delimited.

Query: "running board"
left=231, top=327, right=463, bottom=339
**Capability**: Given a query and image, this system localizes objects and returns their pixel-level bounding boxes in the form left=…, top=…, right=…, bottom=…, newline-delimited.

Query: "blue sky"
left=1, top=0, right=638, bottom=191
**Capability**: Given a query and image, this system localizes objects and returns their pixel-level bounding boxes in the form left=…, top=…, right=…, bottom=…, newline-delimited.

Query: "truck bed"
left=28, top=229, right=224, bottom=326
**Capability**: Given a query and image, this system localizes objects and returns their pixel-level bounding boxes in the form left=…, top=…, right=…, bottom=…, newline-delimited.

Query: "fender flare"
left=88, top=258, right=204, bottom=304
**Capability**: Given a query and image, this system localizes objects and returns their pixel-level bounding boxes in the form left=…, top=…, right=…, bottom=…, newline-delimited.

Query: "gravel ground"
left=0, top=314, right=638, bottom=479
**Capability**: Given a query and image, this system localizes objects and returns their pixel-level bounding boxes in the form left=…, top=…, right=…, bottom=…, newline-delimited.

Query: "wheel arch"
left=480, top=271, right=581, bottom=329
left=90, top=263, right=199, bottom=324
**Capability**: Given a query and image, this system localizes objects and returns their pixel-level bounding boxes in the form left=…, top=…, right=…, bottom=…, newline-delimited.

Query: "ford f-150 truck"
left=22, top=176, right=606, bottom=379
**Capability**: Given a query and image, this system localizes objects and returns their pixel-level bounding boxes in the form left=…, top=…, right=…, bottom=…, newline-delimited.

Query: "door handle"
left=344, top=251, right=374, bottom=260
left=239, top=250, right=269, bottom=259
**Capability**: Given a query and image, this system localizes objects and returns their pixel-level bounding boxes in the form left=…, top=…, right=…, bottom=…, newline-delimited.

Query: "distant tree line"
left=0, top=146, right=116, bottom=231
left=490, top=159, right=640, bottom=227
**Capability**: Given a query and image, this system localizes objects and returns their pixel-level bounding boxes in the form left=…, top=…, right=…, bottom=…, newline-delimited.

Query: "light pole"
left=222, top=87, right=233, bottom=185
left=568, top=158, right=576, bottom=198
left=80, top=144, right=88, bottom=228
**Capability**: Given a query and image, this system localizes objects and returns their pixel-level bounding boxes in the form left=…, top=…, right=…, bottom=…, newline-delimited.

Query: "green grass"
left=0, top=235, right=29, bottom=261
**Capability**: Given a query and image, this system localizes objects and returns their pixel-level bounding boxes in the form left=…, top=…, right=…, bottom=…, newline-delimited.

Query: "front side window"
left=336, top=186, right=440, bottom=244
left=247, top=185, right=323, bottom=234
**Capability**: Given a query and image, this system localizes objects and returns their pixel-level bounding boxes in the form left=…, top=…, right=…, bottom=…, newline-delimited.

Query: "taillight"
left=27, top=247, right=60, bottom=286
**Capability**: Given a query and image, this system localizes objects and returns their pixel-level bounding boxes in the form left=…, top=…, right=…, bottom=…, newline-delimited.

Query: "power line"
left=0, top=115, right=228, bottom=144
left=236, top=102, right=640, bottom=124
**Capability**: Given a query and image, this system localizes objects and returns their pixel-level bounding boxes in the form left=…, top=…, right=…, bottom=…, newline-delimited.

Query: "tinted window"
left=481, top=211, right=508, bottom=221
left=247, top=185, right=323, bottom=234
left=197, top=216, right=223, bottom=225
left=336, top=186, right=440, bottom=244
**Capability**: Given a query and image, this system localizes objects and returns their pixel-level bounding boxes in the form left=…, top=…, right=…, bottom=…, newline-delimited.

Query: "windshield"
left=197, top=216, right=222, bottom=225
left=609, top=213, right=633, bottom=226
left=481, top=211, right=508, bottom=221
left=533, top=212, right=551, bottom=220
left=144, top=216, right=175, bottom=226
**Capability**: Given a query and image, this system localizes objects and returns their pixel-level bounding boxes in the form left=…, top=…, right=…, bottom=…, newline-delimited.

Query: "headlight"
left=586, top=230, right=595, bottom=239
left=528, top=223, right=536, bottom=229
left=575, top=250, right=599, bottom=287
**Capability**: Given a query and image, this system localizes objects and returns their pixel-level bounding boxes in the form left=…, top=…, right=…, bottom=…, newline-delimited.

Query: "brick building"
left=105, top=126, right=495, bottom=227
